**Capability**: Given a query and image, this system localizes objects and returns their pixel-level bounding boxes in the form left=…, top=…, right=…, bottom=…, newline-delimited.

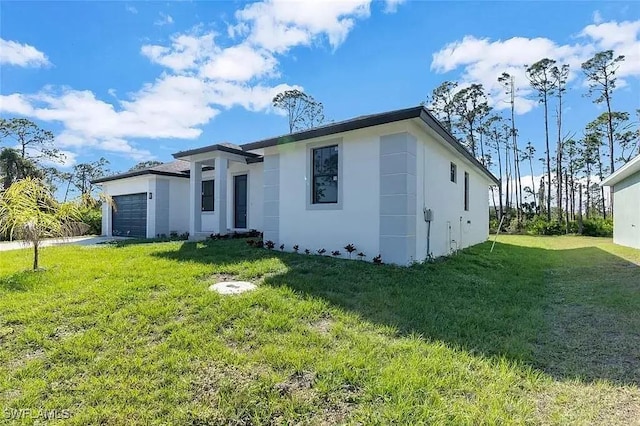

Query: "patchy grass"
left=0, top=235, right=638, bottom=424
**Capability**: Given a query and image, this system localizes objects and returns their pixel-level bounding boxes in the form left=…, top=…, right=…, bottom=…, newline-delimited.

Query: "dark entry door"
left=234, top=174, right=248, bottom=229
left=112, top=193, right=147, bottom=237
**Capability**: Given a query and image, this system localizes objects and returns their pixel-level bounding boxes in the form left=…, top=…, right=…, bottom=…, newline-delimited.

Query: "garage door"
left=112, top=193, right=147, bottom=238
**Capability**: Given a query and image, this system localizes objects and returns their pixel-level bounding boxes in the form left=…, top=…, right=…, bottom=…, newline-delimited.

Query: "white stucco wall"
left=413, top=123, right=491, bottom=260
left=270, top=123, right=412, bottom=261
left=99, top=176, right=151, bottom=237
left=99, top=175, right=190, bottom=238
left=266, top=120, right=492, bottom=264
left=199, top=161, right=264, bottom=233
left=168, top=178, right=190, bottom=235
left=612, top=171, right=640, bottom=249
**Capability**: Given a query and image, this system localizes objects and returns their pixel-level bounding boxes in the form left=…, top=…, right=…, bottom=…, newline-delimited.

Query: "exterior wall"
left=169, top=178, right=190, bottom=235
left=100, top=176, right=151, bottom=237
left=200, top=161, right=264, bottom=233
left=272, top=123, right=409, bottom=263
left=263, top=155, right=280, bottom=244
left=612, top=171, right=640, bottom=249
left=266, top=121, right=491, bottom=265
left=100, top=175, right=190, bottom=238
left=379, top=132, right=417, bottom=264
left=414, top=122, right=490, bottom=260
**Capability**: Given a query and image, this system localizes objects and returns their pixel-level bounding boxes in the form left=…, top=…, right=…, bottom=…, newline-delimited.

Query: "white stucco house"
left=602, top=153, right=640, bottom=249
left=94, top=106, right=499, bottom=265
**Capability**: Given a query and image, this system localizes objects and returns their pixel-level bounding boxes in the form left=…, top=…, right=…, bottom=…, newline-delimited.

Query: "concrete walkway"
left=0, top=236, right=128, bottom=251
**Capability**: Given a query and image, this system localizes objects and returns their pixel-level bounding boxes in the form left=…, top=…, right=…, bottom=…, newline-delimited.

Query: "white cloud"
left=579, top=20, right=640, bottom=79
left=200, top=44, right=277, bottom=81
left=0, top=38, right=50, bottom=67
left=125, top=4, right=138, bottom=14
left=0, top=93, right=35, bottom=115
left=1, top=0, right=405, bottom=161
left=384, top=0, right=405, bottom=14
left=208, top=81, right=302, bottom=111
left=154, top=12, right=174, bottom=26
left=142, top=32, right=217, bottom=72
left=430, top=18, right=640, bottom=115
left=232, top=0, right=372, bottom=53
left=40, top=149, right=78, bottom=168
left=431, top=36, right=592, bottom=114
left=592, top=10, right=603, bottom=24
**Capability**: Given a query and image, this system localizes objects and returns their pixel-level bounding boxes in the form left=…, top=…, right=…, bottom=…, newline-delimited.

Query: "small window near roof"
left=464, top=172, right=469, bottom=211
left=202, top=180, right=214, bottom=211
left=312, top=145, right=339, bottom=204
left=450, top=162, right=457, bottom=183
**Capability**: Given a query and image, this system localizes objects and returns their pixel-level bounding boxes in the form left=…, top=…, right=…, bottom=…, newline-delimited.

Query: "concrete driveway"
left=0, top=236, right=129, bottom=251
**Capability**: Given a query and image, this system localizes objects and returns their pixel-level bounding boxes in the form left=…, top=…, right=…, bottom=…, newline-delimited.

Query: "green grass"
left=1, top=235, right=639, bottom=424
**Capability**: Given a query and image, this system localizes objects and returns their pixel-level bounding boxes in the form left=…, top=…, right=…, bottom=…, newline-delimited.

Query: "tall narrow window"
left=202, top=180, right=214, bottom=211
left=450, top=162, right=457, bottom=183
left=464, top=172, right=469, bottom=211
left=312, top=145, right=338, bottom=204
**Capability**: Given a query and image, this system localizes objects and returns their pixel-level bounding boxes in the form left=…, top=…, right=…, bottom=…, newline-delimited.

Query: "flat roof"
left=602, top=153, right=640, bottom=186
left=173, top=143, right=262, bottom=160
left=92, top=160, right=189, bottom=184
left=171, top=105, right=498, bottom=185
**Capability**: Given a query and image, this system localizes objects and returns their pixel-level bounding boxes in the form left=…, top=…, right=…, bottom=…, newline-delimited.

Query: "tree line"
left=425, top=50, right=639, bottom=231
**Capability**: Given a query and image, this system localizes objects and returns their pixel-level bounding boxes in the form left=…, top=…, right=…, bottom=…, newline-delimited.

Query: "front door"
left=234, top=174, right=248, bottom=229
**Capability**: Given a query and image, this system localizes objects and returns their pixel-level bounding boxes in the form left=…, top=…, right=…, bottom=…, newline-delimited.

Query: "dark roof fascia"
left=246, top=156, right=264, bottom=164
left=238, top=105, right=498, bottom=185
left=173, top=143, right=262, bottom=159
left=240, top=106, right=424, bottom=151
left=417, top=109, right=500, bottom=185
left=92, top=169, right=188, bottom=184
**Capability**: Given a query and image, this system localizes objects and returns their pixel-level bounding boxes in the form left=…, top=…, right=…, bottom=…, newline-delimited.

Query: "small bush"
left=525, top=216, right=564, bottom=236
left=78, top=207, right=102, bottom=235
left=581, top=218, right=613, bottom=237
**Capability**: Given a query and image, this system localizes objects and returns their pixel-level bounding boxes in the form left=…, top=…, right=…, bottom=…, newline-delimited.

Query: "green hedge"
left=491, top=215, right=613, bottom=237
left=78, top=207, right=102, bottom=235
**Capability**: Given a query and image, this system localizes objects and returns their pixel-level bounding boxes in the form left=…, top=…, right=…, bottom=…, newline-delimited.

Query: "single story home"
left=602, top=153, right=640, bottom=249
left=93, top=106, right=499, bottom=265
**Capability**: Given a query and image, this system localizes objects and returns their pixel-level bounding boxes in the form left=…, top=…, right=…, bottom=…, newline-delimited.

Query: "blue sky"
left=1, top=0, right=638, bottom=180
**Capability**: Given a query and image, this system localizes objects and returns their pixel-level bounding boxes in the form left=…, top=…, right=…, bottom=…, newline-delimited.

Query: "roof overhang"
left=601, top=154, right=640, bottom=186
left=172, top=143, right=262, bottom=163
left=237, top=105, right=499, bottom=185
left=92, top=169, right=188, bottom=184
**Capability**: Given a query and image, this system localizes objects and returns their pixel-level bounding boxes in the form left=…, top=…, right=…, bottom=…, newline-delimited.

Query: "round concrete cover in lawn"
left=209, top=281, right=256, bottom=295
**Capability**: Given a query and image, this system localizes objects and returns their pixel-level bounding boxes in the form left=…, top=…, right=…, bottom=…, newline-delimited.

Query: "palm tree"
left=0, top=177, right=82, bottom=270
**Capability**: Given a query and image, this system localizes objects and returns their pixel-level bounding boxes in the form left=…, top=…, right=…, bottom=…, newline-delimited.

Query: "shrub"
left=581, top=218, right=613, bottom=237
left=525, top=216, right=564, bottom=236
left=78, top=207, right=102, bottom=235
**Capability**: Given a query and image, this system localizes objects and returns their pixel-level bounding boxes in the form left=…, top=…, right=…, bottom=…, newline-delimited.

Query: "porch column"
left=214, top=157, right=228, bottom=234
left=189, top=161, right=202, bottom=237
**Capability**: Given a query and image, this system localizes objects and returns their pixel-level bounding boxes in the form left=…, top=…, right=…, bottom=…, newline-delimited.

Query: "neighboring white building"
left=602, top=154, right=640, bottom=249
left=94, top=106, right=499, bottom=265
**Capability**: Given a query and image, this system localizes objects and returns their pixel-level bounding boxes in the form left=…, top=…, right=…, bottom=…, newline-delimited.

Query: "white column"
left=102, top=200, right=112, bottom=236
left=189, top=161, right=202, bottom=237
left=147, top=177, right=156, bottom=238
left=214, top=157, right=228, bottom=234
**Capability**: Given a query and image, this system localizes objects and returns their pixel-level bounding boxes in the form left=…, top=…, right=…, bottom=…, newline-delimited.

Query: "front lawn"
left=1, top=236, right=639, bottom=424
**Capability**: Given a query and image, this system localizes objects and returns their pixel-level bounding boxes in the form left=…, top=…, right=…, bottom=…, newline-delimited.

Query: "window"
left=450, top=162, right=457, bottom=183
left=464, top=172, right=469, bottom=211
left=202, top=180, right=214, bottom=211
left=312, top=145, right=339, bottom=204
